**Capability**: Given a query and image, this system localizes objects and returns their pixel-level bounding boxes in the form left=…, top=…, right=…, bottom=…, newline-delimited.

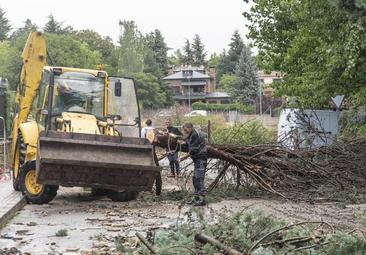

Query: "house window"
left=273, top=78, right=282, bottom=84
left=183, top=70, right=193, bottom=77
left=193, top=86, right=204, bottom=93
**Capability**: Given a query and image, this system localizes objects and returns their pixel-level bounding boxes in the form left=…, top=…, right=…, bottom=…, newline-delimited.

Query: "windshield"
left=108, top=77, right=140, bottom=137
left=53, top=72, right=104, bottom=117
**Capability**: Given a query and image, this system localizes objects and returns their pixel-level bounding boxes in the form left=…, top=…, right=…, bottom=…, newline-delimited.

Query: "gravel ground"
left=1, top=173, right=365, bottom=254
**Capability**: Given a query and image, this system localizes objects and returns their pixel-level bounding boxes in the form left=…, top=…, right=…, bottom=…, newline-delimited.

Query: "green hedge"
left=192, top=101, right=255, bottom=114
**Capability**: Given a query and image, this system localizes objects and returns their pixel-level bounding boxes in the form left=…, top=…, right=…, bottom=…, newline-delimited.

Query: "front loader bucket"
left=36, top=131, right=161, bottom=192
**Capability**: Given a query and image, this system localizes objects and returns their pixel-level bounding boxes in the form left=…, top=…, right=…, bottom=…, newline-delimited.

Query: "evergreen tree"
left=216, top=30, right=244, bottom=81
left=230, top=45, right=258, bottom=104
left=44, top=14, right=73, bottom=34
left=118, top=20, right=145, bottom=75
left=192, top=34, right=206, bottom=66
left=182, top=39, right=194, bottom=65
left=145, top=29, right=169, bottom=77
left=0, top=8, right=11, bottom=41
left=10, top=19, right=38, bottom=41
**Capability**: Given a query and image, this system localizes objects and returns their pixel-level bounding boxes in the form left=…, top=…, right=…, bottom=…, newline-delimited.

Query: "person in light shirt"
left=141, top=119, right=155, bottom=139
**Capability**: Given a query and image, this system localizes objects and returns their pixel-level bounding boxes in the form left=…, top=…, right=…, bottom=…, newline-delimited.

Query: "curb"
left=0, top=191, right=26, bottom=229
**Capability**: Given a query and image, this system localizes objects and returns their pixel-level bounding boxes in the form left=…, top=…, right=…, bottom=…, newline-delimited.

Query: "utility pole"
left=259, top=82, right=263, bottom=123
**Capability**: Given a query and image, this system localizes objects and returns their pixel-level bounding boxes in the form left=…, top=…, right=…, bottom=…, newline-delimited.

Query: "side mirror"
left=115, top=80, right=122, bottom=97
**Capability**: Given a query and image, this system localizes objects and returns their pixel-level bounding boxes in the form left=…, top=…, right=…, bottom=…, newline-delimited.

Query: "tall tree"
left=0, top=8, right=11, bottom=41
left=45, top=33, right=102, bottom=69
left=74, top=29, right=118, bottom=74
left=216, top=30, right=244, bottom=81
left=118, top=20, right=145, bottom=75
left=192, top=34, right=206, bottom=66
left=244, top=0, right=366, bottom=107
left=145, top=29, right=169, bottom=77
left=132, top=72, right=166, bottom=109
left=208, top=53, right=221, bottom=68
left=168, top=49, right=184, bottom=66
left=10, top=19, right=38, bottom=41
left=44, top=14, right=73, bottom=34
left=182, top=39, right=194, bottom=65
left=230, top=45, right=258, bottom=104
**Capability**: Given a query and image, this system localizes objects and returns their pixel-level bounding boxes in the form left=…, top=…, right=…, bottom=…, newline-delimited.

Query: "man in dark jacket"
left=166, top=119, right=183, bottom=177
left=179, top=122, right=207, bottom=206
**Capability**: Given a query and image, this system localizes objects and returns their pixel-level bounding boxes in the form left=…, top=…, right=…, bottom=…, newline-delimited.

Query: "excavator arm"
left=10, top=32, right=47, bottom=170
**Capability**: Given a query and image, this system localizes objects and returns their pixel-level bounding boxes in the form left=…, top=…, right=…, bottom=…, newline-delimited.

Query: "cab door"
left=108, top=77, right=141, bottom=138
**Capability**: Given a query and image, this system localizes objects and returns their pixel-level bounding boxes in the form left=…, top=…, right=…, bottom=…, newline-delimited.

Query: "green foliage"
left=74, top=29, right=118, bottom=74
left=212, top=121, right=276, bottom=145
left=322, top=232, right=366, bottom=254
left=145, top=29, right=169, bottom=77
left=44, top=14, right=73, bottom=35
left=132, top=209, right=366, bottom=254
left=5, top=90, right=15, bottom=133
left=55, top=229, right=68, bottom=237
left=9, top=19, right=37, bottom=42
left=219, top=74, right=236, bottom=92
left=132, top=72, right=166, bottom=109
left=45, top=33, right=102, bottom=68
left=118, top=20, right=145, bottom=75
left=338, top=108, right=366, bottom=138
left=207, top=53, right=220, bottom=68
left=182, top=39, right=194, bottom=65
left=0, top=40, right=22, bottom=90
left=136, top=209, right=366, bottom=254
left=216, top=30, right=244, bottom=81
left=230, top=45, right=258, bottom=104
left=192, top=101, right=254, bottom=114
left=244, top=0, right=366, bottom=108
left=192, top=34, right=207, bottom=66
left=0, top=8, right=11, bottom=41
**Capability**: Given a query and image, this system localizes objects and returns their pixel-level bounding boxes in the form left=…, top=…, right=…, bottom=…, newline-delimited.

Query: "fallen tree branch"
left=136, top=232, right=157, bottom=254
left=194, top=233, right=244, bottom=255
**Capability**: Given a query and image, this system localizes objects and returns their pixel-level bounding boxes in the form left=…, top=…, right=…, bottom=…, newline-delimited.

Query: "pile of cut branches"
left=153, top=133, right=366, bottom=200
left=131, top=209, right=366, bottom=255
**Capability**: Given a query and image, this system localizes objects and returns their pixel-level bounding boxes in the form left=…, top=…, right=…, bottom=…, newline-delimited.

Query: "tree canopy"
left=0, top=8, right=11, bottom=41
left=244, top=0, right=366, bottom=108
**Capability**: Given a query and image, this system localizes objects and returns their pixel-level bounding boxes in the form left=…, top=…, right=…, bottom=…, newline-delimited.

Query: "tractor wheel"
left=106, top=190, right=139, bottom=202
left=153, top=146, right=162, bottom=196
left=91, top=188, right=109, bottom=196
left=155, top=172, right=162, bottom=196
left=19, top=161, right=59, bottom=204
left=12, top=132, right=26, bottom=191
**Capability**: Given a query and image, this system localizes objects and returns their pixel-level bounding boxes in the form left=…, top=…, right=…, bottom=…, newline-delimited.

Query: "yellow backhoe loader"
left=10, top=31, right=161, bottom=204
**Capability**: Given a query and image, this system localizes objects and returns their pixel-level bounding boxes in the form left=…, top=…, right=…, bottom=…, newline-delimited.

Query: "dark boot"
left=194, top=196, right=206, bottom=206
left=187, top=196, right=199, bottom=205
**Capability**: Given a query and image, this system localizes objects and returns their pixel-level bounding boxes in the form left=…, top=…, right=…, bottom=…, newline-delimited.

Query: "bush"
left=192, top=101, right=255, bottom=114
left=212, top=121, right=276, bottom=145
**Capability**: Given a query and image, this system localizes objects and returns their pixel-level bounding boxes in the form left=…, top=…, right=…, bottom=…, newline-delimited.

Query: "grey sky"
left=1, top=0, right=251, bottom=55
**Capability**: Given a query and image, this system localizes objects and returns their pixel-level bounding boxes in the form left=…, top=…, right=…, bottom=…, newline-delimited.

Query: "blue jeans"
left=167, top=152, right=180, bottom=174
left=192, top=158, right=207, bottom=196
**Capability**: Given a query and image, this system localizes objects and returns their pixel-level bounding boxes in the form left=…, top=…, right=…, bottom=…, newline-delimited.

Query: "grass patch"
left=55, top=229, right=68, bottom=237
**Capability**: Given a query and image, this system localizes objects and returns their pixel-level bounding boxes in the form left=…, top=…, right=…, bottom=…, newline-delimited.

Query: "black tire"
left=153, top=146, right=162, bottom=196
left=91, top=188, right=109, bottom=196
left=106, top=190, right=139, bottom=202
left=12, top=132, right=26, bottom=191
left=19, top=161, right=59, bottom=204
left=155, top=172, right=162, bottom=196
